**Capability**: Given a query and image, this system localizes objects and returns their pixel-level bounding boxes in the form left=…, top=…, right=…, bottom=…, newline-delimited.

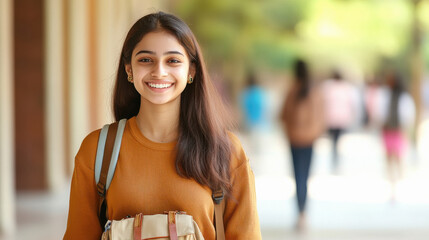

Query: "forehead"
left=132, top=30, right=186, bottom=55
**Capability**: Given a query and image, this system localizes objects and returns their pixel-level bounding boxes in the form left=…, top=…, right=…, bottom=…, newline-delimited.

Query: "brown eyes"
left=137, top=58, right=182, bottom=64
left=168, top=59, right=181, bottom=64
left=138, top=58, right=151, bottom=63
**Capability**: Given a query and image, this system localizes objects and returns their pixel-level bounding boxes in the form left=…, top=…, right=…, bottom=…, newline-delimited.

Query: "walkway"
left=247, top=125, right=429, bottom=240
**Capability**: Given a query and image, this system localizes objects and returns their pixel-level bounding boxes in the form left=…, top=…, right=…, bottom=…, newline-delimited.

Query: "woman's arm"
left=63, top=132, right=102, bottom=240
left=223, top=135, right=262, bottom=239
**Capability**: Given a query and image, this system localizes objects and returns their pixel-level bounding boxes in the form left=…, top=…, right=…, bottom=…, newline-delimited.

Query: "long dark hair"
left=113, top=12, right=233, bottom=193
left=384, top=71, right=405, bottom=129
left=293, top=59, right=310, bottom=100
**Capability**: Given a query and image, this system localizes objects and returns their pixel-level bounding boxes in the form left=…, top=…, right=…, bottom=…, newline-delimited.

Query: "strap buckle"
left=212, top=190, right=224, bottom=204
left=97, top=183, right=106, bottom=197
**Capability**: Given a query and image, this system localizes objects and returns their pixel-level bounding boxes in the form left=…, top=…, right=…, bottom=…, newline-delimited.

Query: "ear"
left=124, top=64, right=132, bottom=75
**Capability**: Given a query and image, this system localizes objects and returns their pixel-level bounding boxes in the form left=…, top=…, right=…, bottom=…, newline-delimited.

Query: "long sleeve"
left=224, top=135, right=262, bottom=239
left=63, top=131, right=102, bottom=240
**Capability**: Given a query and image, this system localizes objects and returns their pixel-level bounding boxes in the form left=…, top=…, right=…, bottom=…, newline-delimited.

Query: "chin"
left=147, top=97, right=181, bottom=106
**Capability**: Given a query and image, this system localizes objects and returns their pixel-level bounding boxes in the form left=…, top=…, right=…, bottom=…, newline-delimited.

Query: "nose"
left=151, top=62, right=168, bottom=78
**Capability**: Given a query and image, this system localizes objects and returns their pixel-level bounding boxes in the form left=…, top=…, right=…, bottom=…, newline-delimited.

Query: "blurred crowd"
left=238, top=58, right=424, bottom=231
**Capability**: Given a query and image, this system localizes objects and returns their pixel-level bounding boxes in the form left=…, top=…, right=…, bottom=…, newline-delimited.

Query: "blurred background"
left=1, top=0, right=429, bottom=239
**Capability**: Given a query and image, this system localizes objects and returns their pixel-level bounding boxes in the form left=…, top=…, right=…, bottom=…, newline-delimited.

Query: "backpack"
left=94, top=119, right=225, bottom=240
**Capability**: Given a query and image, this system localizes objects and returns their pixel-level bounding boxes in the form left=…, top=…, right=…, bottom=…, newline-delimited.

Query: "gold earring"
left=187, top=75, right=193, bottom=84
left=127, top=74, right=133, bottom=83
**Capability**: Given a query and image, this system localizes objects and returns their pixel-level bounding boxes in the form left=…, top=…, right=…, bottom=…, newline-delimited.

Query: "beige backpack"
left=101, top=211, right=205, bottom=240
left=95, top=120, right=225, bottom=240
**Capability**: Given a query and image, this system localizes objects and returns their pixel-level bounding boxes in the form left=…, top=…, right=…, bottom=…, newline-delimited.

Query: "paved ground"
left=2, top=123, right=429, bottom=240
left=246, top=124, right=429, bottom=240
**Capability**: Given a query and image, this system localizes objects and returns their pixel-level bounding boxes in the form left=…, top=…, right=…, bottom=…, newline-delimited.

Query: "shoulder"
left=400, top=92, right=413, bottom=101
left=283, top=84, right=298, bottom=103
left=321, top=79, right=334, bottom=88
left=399, top=92, right=415, bottom=108
left=227, top=132, right=249, bottom=171
left=74, top=128, right=102, bottom=170
left=379, top=87, right=391, bottom=101
left=310, top=85, right=323, bottom=98
left=74, top=119, right=130, bottom=171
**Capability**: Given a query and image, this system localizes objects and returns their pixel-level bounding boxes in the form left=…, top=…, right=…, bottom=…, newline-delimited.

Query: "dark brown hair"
left=293, top=59, right=310, bottom=101
left=113, top=12, right=233, bottom=193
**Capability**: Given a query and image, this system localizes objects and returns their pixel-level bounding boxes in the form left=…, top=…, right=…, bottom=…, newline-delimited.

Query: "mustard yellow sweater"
left=63, top=117, right=261, bottom=239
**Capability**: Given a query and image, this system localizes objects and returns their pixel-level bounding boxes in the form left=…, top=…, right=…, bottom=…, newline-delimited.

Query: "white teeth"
left=148, top=83, right=172, bottom=89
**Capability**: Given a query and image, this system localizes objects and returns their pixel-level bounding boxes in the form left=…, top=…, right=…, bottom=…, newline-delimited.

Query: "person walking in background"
left=380, top=70, right=415, bottom=202
left=322, top=70, right=359, bottom=172
left=241, top=72, right=267, bottom=132
left=240, top=72, right=268, bottom=155
left=280, top=59, right=325, bottom=231
left=363, top=74, right=386, bottom=130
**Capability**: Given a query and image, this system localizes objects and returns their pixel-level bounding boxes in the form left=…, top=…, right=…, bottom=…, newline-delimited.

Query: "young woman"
left=380, top=70, right=415, bottom=202
left=280, top=59, right=325, bottom=231
left=63, top=12, right=261, bottom=239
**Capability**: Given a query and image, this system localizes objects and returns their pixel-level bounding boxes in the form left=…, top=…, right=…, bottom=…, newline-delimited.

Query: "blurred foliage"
left=175, top=0, right=429, bottom=78
left=176, top=0, right=309, bottom=71
left=421, top=0, right=429, bottom=68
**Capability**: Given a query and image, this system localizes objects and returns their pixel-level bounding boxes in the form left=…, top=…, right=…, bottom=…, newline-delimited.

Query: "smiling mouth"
left=147, top=83, right=173, bottom=89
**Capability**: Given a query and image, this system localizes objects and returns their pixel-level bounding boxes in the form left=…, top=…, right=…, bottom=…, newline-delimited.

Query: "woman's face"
left=126, top=30, right=194, bottom=106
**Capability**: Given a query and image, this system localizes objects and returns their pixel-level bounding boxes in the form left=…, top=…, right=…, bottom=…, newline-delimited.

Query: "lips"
left=147, top=82, right=173, bottom=89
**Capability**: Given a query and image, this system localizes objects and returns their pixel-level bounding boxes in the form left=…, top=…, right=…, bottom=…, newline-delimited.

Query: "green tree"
left=174, top=0, right=428, bottom=111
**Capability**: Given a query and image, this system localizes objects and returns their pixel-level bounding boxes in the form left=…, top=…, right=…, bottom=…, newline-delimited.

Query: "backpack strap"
left=213, top=190, right=225, bottom=240
left=95, top=119, right=127, bottom=229
left=94, top=118, right=226, bottom=238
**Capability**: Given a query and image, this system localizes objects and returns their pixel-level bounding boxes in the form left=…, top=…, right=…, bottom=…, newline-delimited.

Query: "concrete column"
left=67, top=0, right=91, bottom=170
left=96, top=0, right=117, bottom=125
left=45, top=0, right=66, bottom=190
left=0, top=0, right=16, bottom=235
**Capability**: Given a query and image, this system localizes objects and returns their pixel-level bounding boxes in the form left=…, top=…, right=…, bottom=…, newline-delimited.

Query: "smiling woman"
left=125, top=31, right=191, bottom=107
left=63, top=11, right=262, bottom=240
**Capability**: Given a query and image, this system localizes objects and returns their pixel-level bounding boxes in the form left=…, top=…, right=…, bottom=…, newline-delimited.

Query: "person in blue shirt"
left=241, top=73, right=267, bottom=131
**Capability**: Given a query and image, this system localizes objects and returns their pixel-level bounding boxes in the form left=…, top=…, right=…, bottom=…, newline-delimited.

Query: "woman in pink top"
left=381, top=70, right=415, bottom=202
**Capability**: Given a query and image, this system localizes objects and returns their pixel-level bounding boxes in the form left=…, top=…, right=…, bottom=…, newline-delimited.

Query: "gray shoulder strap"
left=94, top=118, right=127, bottom=190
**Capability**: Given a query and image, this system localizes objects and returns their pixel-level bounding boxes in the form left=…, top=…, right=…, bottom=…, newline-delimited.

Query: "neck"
left=135, top=98, right=180, bottom=143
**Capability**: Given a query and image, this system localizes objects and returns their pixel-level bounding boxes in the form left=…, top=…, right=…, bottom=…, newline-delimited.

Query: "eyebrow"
left=135, top=50, right=185, bottom=57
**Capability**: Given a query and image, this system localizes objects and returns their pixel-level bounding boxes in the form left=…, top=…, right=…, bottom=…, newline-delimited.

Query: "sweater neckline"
left=128, top=116, right=177, bottom=151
